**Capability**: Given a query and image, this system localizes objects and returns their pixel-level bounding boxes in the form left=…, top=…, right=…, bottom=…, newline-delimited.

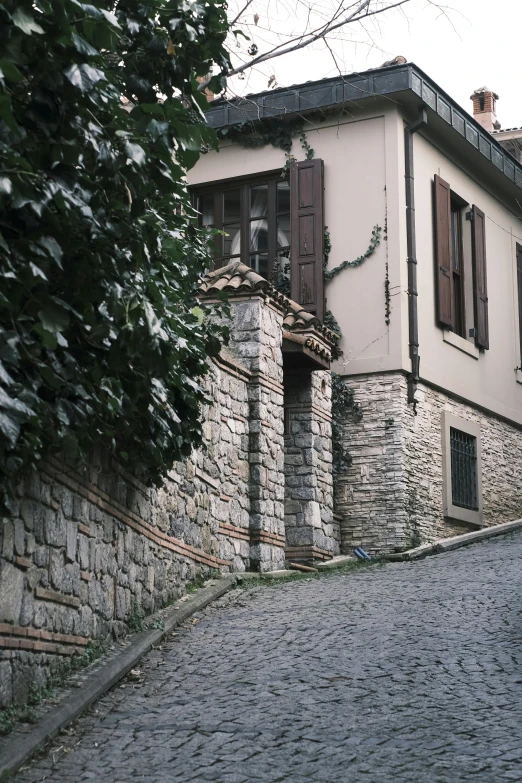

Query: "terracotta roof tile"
left=199, top=261, right=270, bottom=295
left=199, top=260, right=339, bottom=349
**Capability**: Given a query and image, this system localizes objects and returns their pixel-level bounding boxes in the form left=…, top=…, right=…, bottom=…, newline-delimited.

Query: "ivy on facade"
left=331, top=372, right=362, bottom=473
left=324, top=225, right=382, bottom=280
left=217, top=117, right=305, bottom=154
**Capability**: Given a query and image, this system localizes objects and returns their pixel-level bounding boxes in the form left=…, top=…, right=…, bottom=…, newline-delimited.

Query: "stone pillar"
left=284, top=369, right=337, bottom=564
left=227, top=296, right=286, bottom=572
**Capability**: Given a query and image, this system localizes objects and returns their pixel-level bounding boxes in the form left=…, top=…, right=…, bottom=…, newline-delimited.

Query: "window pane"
left=277, top=215, right=290, bottom=249
left=249, top=253, right=269, bottom=279
left=450, top=428, right=478, bottom=510
left=223, top=190, right=240, bottom=223
left=277, top=180, right=290, bottom=213
left=451, top=209, right=460, bottom=271
left=250, top=184, right=268, bottom=218
left=273, top=250, right=290, bottom=294
left=198, top=194, right=214, bottom=227
left=250, top=219, right=269, bottom=253
left=223, top=223, right=241, bottom=256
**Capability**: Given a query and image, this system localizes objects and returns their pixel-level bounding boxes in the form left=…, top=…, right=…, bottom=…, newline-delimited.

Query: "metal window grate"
left=450, top=427, right=478, bottom=510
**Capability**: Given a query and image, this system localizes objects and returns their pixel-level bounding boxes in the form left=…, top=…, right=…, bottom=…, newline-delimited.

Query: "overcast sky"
left=227, top=0, right=522, bottom=129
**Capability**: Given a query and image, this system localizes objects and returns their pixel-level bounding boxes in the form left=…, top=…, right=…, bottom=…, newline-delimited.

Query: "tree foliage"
left=0, top=0, right=231, bottom=513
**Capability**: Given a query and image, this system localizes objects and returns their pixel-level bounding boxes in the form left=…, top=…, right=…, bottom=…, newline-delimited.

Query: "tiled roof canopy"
left=199, top=261, right=339, bottom=360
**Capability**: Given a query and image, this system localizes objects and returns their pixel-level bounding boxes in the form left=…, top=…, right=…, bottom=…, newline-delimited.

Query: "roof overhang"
left=282, top=330, right=331, bottom=371
left=205, top=63, right=522, bottom=210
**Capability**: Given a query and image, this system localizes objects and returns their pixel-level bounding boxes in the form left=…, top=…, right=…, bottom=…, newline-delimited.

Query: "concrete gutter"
left=385, top=518, right=522, bottom=562
left=0, top=576, right=237, bottom=780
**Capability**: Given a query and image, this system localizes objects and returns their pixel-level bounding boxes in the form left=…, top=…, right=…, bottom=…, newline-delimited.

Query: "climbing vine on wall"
left=324, top=225, right=382, bottom=280
left=331, top=372, right=362, bottom=473
left=217, top=117, right=305, bottom=154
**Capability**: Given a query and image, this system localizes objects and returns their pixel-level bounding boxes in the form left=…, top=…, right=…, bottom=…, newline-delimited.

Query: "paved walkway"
left=15, top=532, right=522, bottom=782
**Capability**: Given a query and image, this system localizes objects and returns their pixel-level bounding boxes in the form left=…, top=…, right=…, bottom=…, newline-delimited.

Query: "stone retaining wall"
left=0, top=355, right=252, bottom=706
left=336, top=372, right=522, bottom=554
left=0, top=282, right=335, bottom=706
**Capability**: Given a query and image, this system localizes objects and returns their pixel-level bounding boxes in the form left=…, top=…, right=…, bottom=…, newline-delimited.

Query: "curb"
left=0, top=576, right=237, bottom=781
left=384, top=518, right=522, bottom=562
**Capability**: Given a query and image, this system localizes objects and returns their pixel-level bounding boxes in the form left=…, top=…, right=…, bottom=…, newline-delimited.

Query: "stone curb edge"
left=0, top=576, right=237, bottom=781
left=384, top=518, right=522, bottom=563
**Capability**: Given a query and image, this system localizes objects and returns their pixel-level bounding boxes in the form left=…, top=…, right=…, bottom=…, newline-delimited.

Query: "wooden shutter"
left=433, top=174, right=454, bottom=329
left=517, top=245, right=522, bottom=367
left=290, top=159, right=325, bottom=321
left=471, top=204, right=489, bottom=349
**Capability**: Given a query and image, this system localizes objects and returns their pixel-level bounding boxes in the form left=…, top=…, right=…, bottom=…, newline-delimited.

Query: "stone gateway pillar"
left=199, top=262, right=338, bottom=571
left=283, top=370, right=338, bottom=564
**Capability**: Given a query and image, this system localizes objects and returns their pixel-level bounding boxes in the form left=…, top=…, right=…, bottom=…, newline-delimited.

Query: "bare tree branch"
left=230, top=0, right=256, bottom=27
left=200, top=0, right=416, bottom=91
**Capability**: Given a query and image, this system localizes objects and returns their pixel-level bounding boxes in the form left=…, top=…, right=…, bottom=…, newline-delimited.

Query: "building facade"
left=189, top=61, right=522, bottom=553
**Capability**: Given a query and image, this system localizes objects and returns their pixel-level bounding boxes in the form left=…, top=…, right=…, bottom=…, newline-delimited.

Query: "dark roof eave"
left=205, top=63, right=522, bottom=194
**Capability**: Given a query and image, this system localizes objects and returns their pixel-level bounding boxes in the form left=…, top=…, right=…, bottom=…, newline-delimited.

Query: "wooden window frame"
left=191, top=170, right=290, bottom=278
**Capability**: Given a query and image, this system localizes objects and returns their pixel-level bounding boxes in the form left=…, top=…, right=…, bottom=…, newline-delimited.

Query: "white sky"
left=227, top=0, right=522, bottom=129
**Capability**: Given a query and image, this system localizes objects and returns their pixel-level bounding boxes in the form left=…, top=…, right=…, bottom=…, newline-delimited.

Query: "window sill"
left=443, top=330, right=479, bottom=359
left=444, top=511, right=483, bottom=528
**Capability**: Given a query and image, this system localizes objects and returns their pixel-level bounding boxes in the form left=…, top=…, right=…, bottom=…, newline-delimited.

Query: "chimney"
left=470, top=87, right=500, bottom=132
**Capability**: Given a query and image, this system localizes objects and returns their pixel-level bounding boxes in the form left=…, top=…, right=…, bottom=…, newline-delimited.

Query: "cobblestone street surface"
left=15, top=532, right=522, bottom=783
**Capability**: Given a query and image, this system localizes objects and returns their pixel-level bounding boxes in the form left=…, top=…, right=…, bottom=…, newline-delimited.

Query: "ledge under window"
left=443, top=329, right=480, bottom=359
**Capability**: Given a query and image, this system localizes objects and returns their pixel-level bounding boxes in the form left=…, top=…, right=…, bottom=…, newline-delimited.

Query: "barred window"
left=450, top=427, right=478, bottom=510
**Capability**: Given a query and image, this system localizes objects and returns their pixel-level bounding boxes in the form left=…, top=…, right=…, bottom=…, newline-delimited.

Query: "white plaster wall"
left=189, top=104, right=407, bottom=378
left=413, top=130, right=522, bottom=426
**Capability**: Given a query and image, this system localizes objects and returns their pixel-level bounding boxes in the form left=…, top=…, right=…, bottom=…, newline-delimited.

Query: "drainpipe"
left=404, top=108, right=428, bottom=412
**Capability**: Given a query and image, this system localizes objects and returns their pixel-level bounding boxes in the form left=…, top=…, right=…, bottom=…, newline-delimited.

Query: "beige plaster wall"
left=189, top=104, right=407, bottom=378
left=412, top=130, right=522, bottom=426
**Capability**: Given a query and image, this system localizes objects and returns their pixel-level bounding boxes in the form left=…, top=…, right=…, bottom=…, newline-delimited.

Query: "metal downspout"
left=404, top=108, right=428, bottom=412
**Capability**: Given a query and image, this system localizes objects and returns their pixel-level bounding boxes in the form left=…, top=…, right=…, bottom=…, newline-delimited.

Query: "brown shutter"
left=471, top=204, right=489, bottom=349
left=517, top=245, right=522, bottom=367
left=290, top=159, right=325, bottom=321
left=433, top=174, right=454, bottom=329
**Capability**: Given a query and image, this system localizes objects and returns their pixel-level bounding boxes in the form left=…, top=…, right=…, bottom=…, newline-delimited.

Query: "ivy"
left=217, top=117, right=305, bottom=154
left=331, top=372, right=362, bottom=474
left=0, top=0, right=233, bottom=514
left=218, top=117, right=317, bottom=179
left=324, top=225, right=382, bottom=279
left=299, top=131, right=314, bottom=160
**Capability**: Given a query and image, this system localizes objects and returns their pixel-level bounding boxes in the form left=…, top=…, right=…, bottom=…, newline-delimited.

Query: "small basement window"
left=450, top=428, right=478, bottom=510
left=441, top=411, right=483, bottom=526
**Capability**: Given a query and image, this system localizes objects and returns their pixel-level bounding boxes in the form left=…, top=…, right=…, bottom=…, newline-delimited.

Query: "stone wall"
left=336, top=372, right=522, bottom=554
left=0, top=355, right=253, bottom=706
left=284, top=370, right=338, bottom=562
left=0, top=265, right=338, bottom=707
left=335, top=373, right=410, bottom=553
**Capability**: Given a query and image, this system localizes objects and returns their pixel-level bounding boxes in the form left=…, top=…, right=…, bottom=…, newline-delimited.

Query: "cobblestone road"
left=15, top=532, right=522, bottom=783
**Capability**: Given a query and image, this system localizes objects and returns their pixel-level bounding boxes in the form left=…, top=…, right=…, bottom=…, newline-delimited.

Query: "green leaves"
left=11, top=9, right=44, bottom=36
left=64, top=63, right=106, bottom=92
left=124, top=142, right=146, bottom=166
left=0, top=0, right=231, bottom=513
